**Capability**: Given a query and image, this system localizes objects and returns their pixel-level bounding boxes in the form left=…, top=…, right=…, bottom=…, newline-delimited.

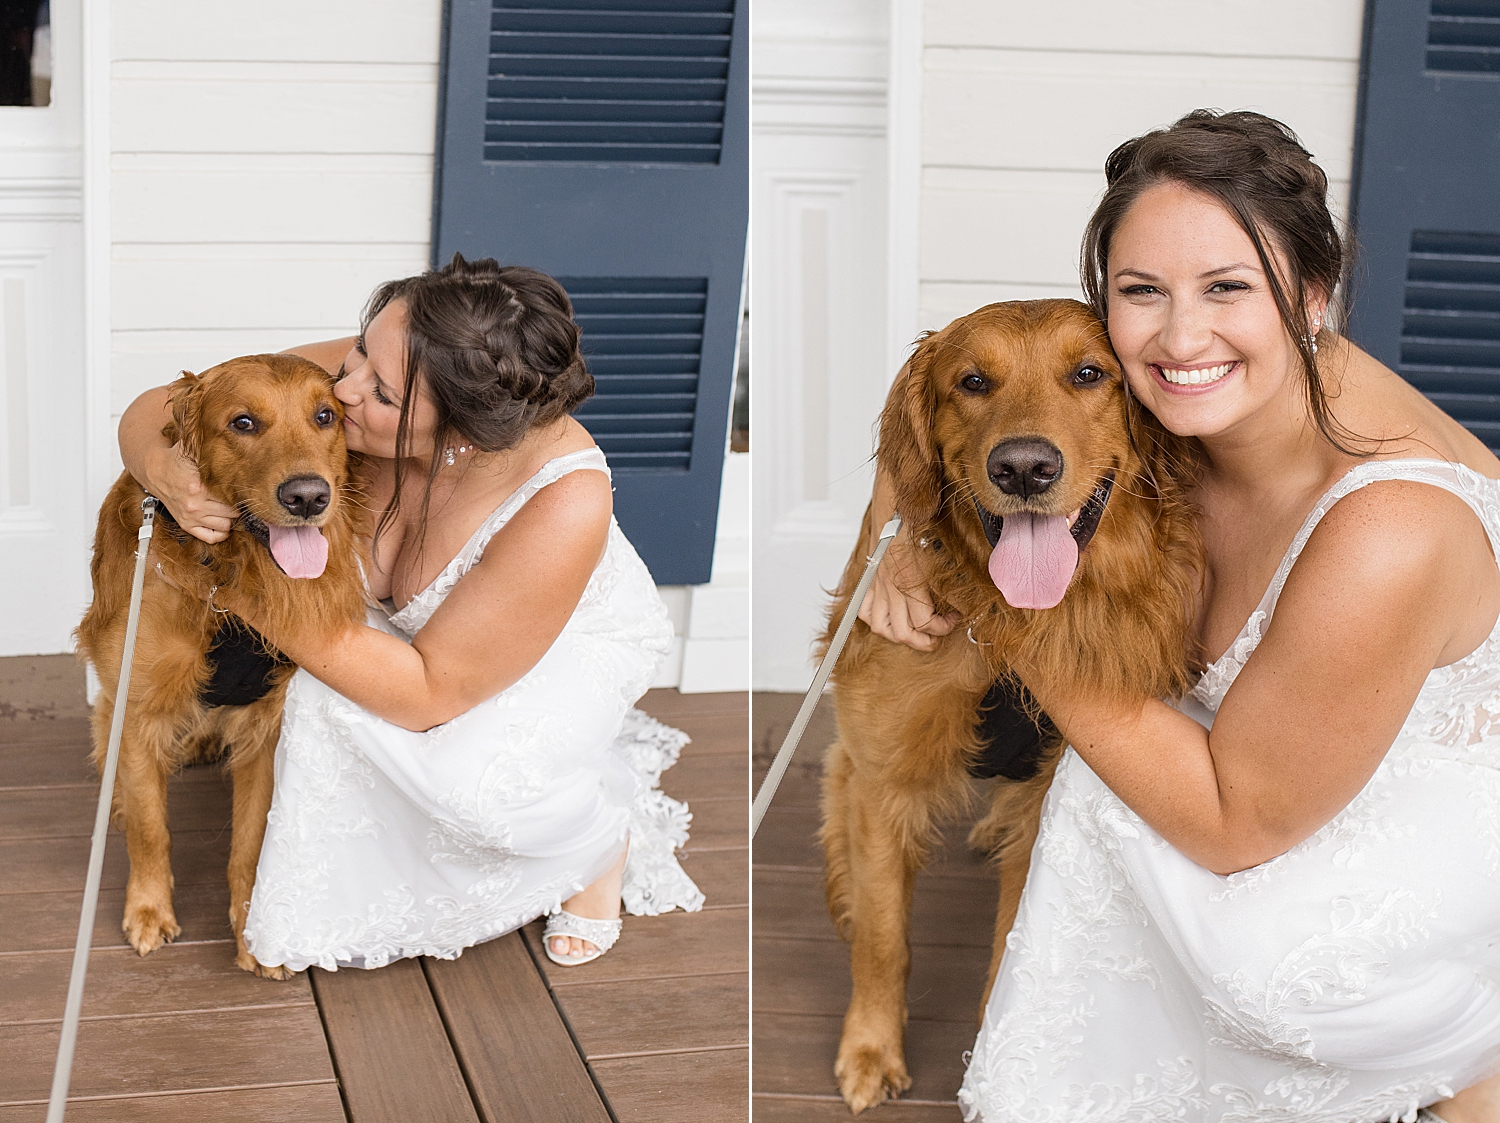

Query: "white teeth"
left=1160, top=362, right=1232, bottom=386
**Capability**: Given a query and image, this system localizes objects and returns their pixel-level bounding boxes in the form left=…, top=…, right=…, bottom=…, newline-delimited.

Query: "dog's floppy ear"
left=168, top=371, right=205, bottom=463
left=877, top=332, right=943, bottom=526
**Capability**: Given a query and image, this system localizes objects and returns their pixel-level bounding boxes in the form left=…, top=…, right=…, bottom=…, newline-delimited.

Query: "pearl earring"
left=443, top=444, right=472, bottom=467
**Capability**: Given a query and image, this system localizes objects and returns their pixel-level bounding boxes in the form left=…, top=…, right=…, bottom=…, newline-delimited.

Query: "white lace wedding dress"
left=960, top=459, right=1500, bottom=1123
left=242, top=448, right=704, bottom=972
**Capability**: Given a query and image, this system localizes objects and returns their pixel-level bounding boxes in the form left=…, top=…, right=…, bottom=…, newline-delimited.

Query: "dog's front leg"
left=227, top=714, right=292, bottom=980
left=118, top=730, right=180, bottom=955
left=834, top=770, right=922, bottom=1114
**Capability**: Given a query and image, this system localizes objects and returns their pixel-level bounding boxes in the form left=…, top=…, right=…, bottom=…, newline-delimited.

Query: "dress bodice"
left=385, top=448, right=611, bottom=638
left=1189, top=457, right=1500, bottom=755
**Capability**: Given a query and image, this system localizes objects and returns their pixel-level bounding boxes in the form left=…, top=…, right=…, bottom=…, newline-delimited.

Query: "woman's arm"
left=1020, top=481, right=1500, bottom=874
left=117, top=338, right=358, bottom=543
left=232, top=468, right=613, bottom=732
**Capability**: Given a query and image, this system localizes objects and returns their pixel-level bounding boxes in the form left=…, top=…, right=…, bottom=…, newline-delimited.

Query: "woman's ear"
left=877, top=332, right=943, bottom=526
left=168, top=371, right=204, bottom=464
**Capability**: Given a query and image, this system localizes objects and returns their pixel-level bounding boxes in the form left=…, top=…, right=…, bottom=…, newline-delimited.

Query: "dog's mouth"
left=973, top=472, right=1115, bottom=610
left=240, top=509, right=330, bottom=580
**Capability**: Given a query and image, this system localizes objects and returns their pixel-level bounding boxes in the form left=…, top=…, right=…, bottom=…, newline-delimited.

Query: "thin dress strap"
left=385, top=447, right=611, bottom=637
left=1262, top=458, right=1500, bottom=621
left=1190, top=458, right=1500, bottom=714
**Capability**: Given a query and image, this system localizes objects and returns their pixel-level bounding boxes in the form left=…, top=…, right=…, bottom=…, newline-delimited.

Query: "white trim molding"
left=885, top=0, right=923, bottom=383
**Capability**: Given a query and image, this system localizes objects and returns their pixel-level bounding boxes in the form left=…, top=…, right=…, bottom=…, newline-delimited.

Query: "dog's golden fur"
left=818, top=300, right=1203, bottom=1112
left=77, top=354, right=365, bottom=978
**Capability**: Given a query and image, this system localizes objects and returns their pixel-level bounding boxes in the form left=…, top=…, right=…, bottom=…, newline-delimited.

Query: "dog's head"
left=882, top=299, right=1172, bottom=610
left=167, top=354, right=348, bottom=579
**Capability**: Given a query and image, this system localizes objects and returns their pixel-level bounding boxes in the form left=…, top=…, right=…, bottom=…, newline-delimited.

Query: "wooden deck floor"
left=751, top=692, right=997, bottom=1121
left=0, top=681, right=746, bottom=1123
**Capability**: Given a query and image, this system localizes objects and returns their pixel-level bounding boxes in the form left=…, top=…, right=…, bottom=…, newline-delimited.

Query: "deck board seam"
left=0, top=1078, right=340, bottom=1108
left=548, top=967, right=746, bottom=988
left=514, top=928, right=622, bottom=1123
left=0, top=999, right=317, bottom=1027
left=752, top=1092, right=960, bottom=1106
left=0, top=938, right=235, bottom=956
left=587, top=1042, right=748, bottom=1061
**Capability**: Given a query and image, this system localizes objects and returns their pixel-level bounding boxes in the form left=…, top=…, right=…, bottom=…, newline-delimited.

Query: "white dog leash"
left=751, top=515, right=901, bottom=838
left=46, top=495, right=157, bottom=1123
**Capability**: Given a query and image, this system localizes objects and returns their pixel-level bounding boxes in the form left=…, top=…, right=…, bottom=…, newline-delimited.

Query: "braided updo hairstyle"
left=1080, top=109, right=1367, bottom=454
left=361, top=252, right=595, bottom=551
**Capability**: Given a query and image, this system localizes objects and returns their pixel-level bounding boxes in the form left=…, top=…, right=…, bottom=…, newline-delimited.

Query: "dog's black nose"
left=277, top=475, right=331, bottom=519
left=988, top=439, right=1063, bottom=498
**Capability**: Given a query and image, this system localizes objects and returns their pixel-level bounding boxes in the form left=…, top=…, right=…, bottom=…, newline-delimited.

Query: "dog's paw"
left=122, top=905, right=180, bottom=956
left=835, top=1043, right=911, bottom=1114
left=235, top=946, right=295, bottom=980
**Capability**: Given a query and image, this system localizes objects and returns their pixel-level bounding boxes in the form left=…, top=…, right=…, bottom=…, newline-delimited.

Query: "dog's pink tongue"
left=988, top=512, right=1079, bottom=609
left=268, top=524, right=329, bottom=579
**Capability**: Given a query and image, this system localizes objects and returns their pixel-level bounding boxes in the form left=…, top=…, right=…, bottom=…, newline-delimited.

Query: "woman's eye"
left=371, top=383, right=394, bottom=406
left=230, top=415, right=256, bottom=433
left=1072, top=366, right=1107, bottom=386
left=1208, top=281, right=1249, bottom=295
left=315, top=407, right=336, bottom=426
left=354, top=335, right=367, bottom=356
left=960, top=373, right=988, bottom=393
left=1119, top=284, right=1158, bottom=296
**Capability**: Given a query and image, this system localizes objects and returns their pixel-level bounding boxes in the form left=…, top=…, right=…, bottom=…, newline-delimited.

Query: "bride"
left=117, top=254, right=703, bottom=972
left=861, top=112, right=1500, bottom=1121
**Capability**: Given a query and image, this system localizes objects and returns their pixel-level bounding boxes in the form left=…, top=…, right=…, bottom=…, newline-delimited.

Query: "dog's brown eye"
left=961, top=373, right=988, bottom=393
left=315, top=407, right=335, bottom=427
left=1072, top=366, right=1107, bottom=386
left=230, top=415, right=256, bottom=433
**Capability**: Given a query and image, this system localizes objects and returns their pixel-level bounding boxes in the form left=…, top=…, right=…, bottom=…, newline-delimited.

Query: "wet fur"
left=76, top=355, right=366, bottom=979
left=818, top=301, right=1204, bottom=1112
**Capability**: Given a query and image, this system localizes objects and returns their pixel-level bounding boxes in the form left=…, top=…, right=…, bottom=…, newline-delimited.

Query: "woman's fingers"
left=143, top=443, right=237, bottom=543
left=856, top=530, right=954, bottom=651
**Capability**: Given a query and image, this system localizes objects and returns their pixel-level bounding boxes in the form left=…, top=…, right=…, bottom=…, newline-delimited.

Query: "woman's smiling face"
left=333, top=298, right=439, bottom=460
left=1105, top=181, right=1324, bottom=441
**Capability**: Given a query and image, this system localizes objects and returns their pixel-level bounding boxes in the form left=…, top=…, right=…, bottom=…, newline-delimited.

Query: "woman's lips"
left=1150, top=360, right=1239, bottom=392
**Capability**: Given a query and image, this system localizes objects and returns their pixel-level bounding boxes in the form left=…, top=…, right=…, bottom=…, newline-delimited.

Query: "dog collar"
left=974, top=471, right=1116, bottom=553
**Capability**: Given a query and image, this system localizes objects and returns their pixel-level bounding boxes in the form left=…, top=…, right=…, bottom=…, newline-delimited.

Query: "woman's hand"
left=119, top=384, right=237, bottom=544
left=856, top=462, right=959, bottom=650
left=857, top=525, right=959, bottom=651
left=143, top=441, right=238, bottom=544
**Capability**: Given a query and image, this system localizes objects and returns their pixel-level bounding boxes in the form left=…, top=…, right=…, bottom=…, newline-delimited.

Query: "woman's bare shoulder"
left=1337, top=340, right=1500, bottom=478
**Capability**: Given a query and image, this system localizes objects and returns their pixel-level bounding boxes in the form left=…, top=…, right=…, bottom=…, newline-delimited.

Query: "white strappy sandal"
left=542, top=909, right=622, bottom=967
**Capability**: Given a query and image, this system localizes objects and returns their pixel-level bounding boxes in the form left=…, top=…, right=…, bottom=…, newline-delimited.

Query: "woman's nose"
left=1159, top=299, right=1212, bottom=360
left=333, top=372, right=359, bottom=405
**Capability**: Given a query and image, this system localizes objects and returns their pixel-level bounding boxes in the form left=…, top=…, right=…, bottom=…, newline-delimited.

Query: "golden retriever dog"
left=819, top=300, right=1204, bottom=1112
left=77, top=354, right=365, bottom=979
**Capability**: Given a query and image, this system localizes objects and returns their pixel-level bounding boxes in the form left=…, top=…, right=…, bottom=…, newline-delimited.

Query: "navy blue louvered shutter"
left=431, top=0, right=747, bottom=584
left=1349, top=0, right=1500, bottom=451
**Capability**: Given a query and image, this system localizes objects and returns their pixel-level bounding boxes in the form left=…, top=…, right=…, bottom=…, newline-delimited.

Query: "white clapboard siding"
left=113, top=154, right=432, bottom=244
left=923, top=51, right=1359, bottom=182
left=112, top=244, right=428, bottom=332
left=917, top=1, right=1366, bottom=335
left=112, top=63, right=439, bottom=155
left=112, top=0, right=443, bottom=64
left=926, top=2, right=1363, bottom=59
left=110, top=330, right=363, bottom=415
left=112, top=155, right=433, bottom=245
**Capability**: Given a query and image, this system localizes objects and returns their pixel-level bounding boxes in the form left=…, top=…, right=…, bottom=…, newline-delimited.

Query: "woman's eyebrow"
left=1114, top=268, right=1159, bottom=281
left=1200, top=263, right=1257, bottom=278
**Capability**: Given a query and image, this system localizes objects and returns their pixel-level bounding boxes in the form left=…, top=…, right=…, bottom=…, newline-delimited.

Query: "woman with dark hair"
left=861, top=112, right=1500, bottom=1121
left=117, top=254, right=702, bottom=972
